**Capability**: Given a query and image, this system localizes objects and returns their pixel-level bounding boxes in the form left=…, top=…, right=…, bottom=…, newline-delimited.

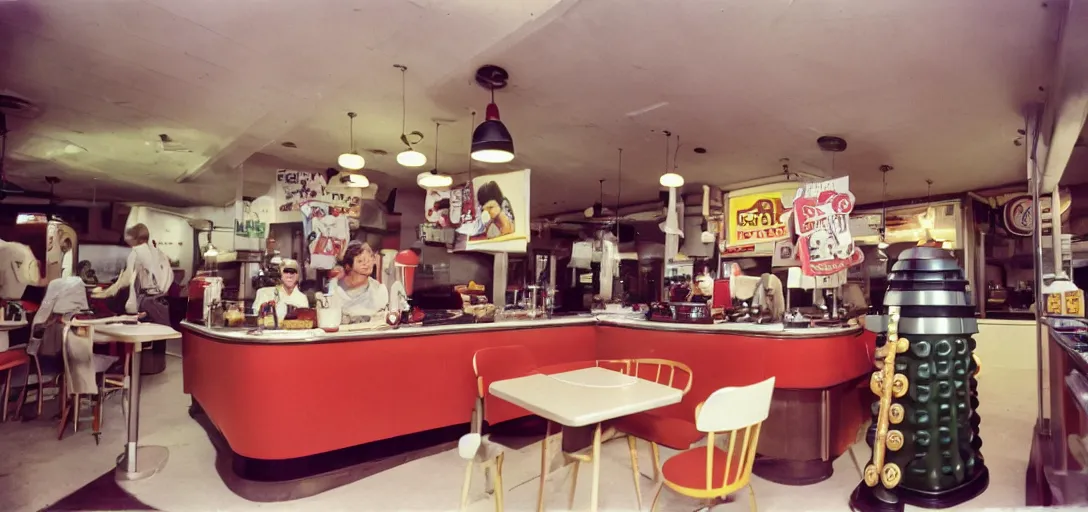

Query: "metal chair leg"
left=460, top=459, right=474, bottom=511
left=34, top=356, right=44, bottom=418
left=493, top=453, right=505, bottom=512
left=650, top=481, right=664, bottom=512
left=2, top=367, right=11, bottom=422
left=14, top=362, right=30, bottom=421
left=627, top=435, right=643, bottom=509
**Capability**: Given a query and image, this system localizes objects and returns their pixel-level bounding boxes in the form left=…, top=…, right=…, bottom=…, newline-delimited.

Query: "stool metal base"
left=116, top=445, right=169, bottom=481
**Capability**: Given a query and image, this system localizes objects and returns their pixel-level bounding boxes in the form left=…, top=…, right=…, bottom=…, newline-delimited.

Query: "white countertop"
left=181, top=312, right=860, bottom=344
left=489, top=367, right=683, bottom=427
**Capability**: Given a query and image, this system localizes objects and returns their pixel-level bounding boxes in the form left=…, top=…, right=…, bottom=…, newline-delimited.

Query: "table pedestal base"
left=116, top=445, right=169, bottom=481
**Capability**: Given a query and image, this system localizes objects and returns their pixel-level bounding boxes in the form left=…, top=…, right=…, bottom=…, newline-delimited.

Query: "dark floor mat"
left=42, top=470, right=157, bottom=511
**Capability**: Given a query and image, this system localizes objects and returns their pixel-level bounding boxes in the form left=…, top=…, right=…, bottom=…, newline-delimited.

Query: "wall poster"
left=725, top=185, right=797, bottom=247
left=451, top=169, right=531, bottom=253
left=790, top=177, right=864, bottom=276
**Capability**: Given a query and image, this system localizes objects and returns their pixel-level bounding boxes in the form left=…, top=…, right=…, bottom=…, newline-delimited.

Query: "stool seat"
left=0, top=349, right=30, bottom=371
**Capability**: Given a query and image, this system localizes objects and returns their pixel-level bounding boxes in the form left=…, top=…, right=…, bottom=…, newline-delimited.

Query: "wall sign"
left=726, top=191, right=790, bottom=246
left=1002, top=195, right=1033, bottom=237
left=791, top=177, right=864, bottom=276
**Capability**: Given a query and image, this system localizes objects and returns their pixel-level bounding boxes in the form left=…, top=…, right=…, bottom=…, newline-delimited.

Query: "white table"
left=92, top=322, right=181, bottom=482
left=490, top=367, right=683, bottom=512
left=0, top=320, right=28, bottom=352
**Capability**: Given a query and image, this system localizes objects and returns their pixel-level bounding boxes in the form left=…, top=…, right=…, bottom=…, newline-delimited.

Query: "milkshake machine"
left=386, top=250, right=420, bottom=326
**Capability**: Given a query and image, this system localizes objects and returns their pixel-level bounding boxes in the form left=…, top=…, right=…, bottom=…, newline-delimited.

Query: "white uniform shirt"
left=330, top=277, right=388, bottom=321
left=124, top=244, right=174, bottom=314
left=253, top=285, right=310, bottom=320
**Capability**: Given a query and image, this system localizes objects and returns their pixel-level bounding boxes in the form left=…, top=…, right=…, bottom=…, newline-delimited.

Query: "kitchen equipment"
left=647, top=301, right=712, bottom=324
left=186, top=275, right=223, bottom=323
left=222, top=301, right=245, bottom=328
left=315, top=292, right=342, bottom=332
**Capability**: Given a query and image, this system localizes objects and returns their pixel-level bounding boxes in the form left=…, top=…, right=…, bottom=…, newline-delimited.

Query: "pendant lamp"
left=338, top=112, right=365, bottom=170
left=878, top=165, right=892, bottom=251
left=339, top=172, right=370, bottom=188
left=470, top=65, right=515, bottom=164
left=418, top=122, right=453, bottom=189
left=394, top=65, right=427, bottom=168
left=659, top=131, right=684, bottom=188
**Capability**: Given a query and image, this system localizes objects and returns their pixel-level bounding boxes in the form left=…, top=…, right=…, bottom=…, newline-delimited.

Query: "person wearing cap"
left=252, top=259, right=309, bottom=320
left=328, top=241, right=388, bottom=323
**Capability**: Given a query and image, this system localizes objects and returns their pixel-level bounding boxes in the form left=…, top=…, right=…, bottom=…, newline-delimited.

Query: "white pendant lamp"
left=659, top=173, right=685, bottom=188
left=397, top=149, right=427, bottom=167
left=417, top=122, right=452, bottom=189
left=394, top=64, right=428, bottom=168
left=342, top=172, right=370, bottom=188
left=338, top=112, right=366, bottom=170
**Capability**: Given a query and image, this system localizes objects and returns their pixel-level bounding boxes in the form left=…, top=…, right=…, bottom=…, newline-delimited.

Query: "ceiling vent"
left=158, top=133, right=191, bottom=153
left=0, top=93, right=41, bottom=119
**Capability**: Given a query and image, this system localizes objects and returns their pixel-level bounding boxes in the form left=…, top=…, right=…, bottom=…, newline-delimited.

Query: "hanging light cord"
left=926, top=179, right=933, bottom=207
left=399, top=66, right=407, bottom=136
left=348, top=113, right=356, bottom=153
left=432, top=122, right=440, bottom=175
left=468, top=111, right=475, bottom=182
left=672, top=135, right=682, bottom=171
left=663, top=130, right=671, bottom=170
left=616, top=148, right=623, bottom=238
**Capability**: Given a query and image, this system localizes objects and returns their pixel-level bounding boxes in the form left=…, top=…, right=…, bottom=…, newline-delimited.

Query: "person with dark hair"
left=327, top=240, right=388, bottom=323
left=474, top=180, right=515, bottom=240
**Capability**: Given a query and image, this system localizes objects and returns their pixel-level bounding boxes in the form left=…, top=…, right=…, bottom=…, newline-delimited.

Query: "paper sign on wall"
left=791, top=177, right=864, bottom=276
left=726, top=190, right=791, bottom=247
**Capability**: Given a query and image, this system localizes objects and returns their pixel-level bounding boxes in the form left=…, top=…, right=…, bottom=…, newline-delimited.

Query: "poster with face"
left=300, top=200, right=349, bottom=270
left=790, top=177, right=864, bottom=276
left=455, top=169, right=530, bottom=253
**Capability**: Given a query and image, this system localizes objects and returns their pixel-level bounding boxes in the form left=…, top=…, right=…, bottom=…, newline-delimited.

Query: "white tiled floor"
left=0, top=353, right=1038, bottom=512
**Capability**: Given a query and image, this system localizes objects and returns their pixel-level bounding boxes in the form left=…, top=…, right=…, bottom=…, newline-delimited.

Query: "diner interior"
left=1, top=1, right=1087, bottom=511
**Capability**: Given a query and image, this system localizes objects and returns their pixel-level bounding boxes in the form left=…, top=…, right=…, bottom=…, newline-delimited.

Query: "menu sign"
left=727, top=192, right=789, bottom=246
left=726, top=185, right=796, bottom=248
left=791, top=177, right=864, bottom=276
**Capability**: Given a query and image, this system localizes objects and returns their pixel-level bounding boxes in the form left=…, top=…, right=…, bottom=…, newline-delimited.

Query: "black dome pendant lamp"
left=470, top=65, right=515, bottom=164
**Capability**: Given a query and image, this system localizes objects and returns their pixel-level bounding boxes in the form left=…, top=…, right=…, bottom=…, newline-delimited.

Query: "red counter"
left=181, top=317, right=873, bottom=491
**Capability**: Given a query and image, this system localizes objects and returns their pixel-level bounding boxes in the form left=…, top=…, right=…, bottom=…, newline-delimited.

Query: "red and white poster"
left=790, top=177, right=864, bottom=276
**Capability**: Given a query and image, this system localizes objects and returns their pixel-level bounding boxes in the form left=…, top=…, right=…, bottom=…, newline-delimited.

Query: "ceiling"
left=0, top=0, right=1070, bottom=217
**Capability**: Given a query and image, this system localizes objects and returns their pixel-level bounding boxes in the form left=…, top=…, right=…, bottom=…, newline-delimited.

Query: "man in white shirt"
left=328, top=241, right=388, bottom=323
left=92, top=223, right=173, bottom=325
left=253, top=259, right=309, bottom=320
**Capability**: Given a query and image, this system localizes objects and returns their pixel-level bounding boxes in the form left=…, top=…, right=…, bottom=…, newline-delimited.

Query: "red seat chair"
left=0, top=348, right=31, bottom=422
left=599, top=358, right=698, bottom=508
left=652, top=377, right=776, bottom=512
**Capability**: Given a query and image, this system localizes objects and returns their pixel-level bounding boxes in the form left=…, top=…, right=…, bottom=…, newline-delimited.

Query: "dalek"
left=849, top=246, right=987, bottom=512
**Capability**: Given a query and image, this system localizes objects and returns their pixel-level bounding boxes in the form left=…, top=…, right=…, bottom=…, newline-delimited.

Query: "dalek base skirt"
left=848, top=247, right=989, bottom=512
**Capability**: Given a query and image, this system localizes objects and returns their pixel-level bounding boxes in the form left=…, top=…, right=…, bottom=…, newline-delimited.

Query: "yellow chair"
left=598, top=358, right=696, bottom=509
left=651, top=377, right=775, bottom=512
left=458, top=432, right=505, bottom=512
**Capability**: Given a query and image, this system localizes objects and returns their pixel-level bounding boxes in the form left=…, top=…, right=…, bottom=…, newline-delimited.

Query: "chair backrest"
left=696, top=377, right=775, bottom=433
left=472, top=345, right=538, bottom=425
left=691, top=377, right=775, bottom=492
left=458, top=433, right=482, bottom=460
left=598, top=358, right=694, bottom=396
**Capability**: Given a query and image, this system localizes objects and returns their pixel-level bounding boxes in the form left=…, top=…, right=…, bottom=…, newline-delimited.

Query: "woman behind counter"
left=252, top=259, right=309, bottom=320
left=327, top=241, right=388, bottom=323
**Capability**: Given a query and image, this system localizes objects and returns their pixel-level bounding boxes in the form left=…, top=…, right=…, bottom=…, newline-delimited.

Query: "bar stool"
left=0, top=348, right=31, bottom=422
